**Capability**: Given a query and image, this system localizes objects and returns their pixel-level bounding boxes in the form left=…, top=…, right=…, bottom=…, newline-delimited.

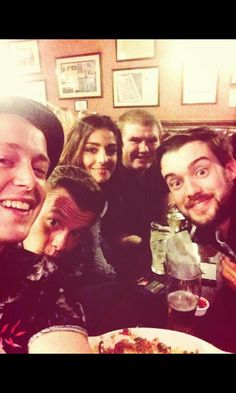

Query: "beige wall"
left=32, top=39, right=236, bottom=122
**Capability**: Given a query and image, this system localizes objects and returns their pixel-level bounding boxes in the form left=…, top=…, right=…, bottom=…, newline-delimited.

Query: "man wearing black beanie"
left=0, top=96, right=64, bottom=176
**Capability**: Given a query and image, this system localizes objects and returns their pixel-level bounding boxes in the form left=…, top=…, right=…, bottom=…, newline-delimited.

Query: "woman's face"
left=82, top=129, right=118, bottom=184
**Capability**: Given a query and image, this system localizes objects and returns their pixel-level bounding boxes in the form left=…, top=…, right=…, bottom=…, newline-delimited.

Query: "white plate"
left=89, top=327, right=226, bottom=354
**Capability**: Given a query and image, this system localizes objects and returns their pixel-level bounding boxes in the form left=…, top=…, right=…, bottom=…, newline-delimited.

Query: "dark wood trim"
left=162, top=120, right=236, bottom=128
left=161, top=120, right=236, bottom=136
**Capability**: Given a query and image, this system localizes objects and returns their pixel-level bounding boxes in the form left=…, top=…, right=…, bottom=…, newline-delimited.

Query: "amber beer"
left=167, top=290, right=199, bottom=334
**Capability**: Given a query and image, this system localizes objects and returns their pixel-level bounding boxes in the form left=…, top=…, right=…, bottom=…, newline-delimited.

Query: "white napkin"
left=166, top=230, right=201, bottom=279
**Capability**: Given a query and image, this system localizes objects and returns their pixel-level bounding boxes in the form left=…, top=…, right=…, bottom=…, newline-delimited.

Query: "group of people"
left=0, top=96, right=90, bottom=353
left=1, top=94, right=236, bottom=353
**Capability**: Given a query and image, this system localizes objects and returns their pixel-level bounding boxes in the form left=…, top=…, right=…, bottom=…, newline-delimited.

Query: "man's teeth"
left=2, top=200, right=31, bottom=210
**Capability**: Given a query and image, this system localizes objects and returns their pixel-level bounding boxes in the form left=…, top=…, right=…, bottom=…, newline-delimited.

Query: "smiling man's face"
left=161, top=140, right=236, bottom=226
left=0, top=113, right=49, bottom=245
left=121, top=123, right=160, bottom=172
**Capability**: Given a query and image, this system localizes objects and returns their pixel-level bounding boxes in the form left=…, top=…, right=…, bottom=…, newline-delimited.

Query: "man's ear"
left=225, top=159, right=236, bottom=180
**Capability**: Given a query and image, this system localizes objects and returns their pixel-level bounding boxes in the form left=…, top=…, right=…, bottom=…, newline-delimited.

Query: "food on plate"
left=93, top=328, right=198, bottom=354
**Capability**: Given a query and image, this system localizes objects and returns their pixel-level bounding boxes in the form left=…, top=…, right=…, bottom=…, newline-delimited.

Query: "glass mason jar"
left=150, top=222, right=172, bottom=275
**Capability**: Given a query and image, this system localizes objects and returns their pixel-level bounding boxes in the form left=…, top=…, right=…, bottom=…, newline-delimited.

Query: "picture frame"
left=74, top=100, right=88, bottom=111
left=229, top=86, right=236, bottom=107
left=182, top=61, right=218, bottom=104
left=231, top=68, right=236, bottom=84
left=8, top=40, right=41, bottom=75
left=56, top=53, right=102, bottom=99
left=116, top=40, right=156, bottom=61
left=15, top=80, right=47, bottom=105
left=113, top=67, right=159, bottom=107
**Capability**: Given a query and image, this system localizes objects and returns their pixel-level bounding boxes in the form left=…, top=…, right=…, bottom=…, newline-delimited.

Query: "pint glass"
left=166, top=262, right=201, bottom=334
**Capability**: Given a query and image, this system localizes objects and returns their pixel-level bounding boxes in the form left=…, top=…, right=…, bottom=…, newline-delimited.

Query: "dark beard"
left=196, top=186, right=234, bottom=231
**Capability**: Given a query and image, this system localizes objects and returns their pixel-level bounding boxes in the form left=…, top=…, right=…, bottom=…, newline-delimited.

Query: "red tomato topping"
left=121, top=328, right=132, bottom=336
left=198, top=298, right=208, bottom=308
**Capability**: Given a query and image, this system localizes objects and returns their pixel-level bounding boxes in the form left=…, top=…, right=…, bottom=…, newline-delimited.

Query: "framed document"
left=113, top=67, right=159, bottom=107
left=9, top=40, right=41, bottom=74
left=74, top=100, right=88, bottom=111
left=116, top=39, right=156, bottom=61
left=182, top=61, right=218, bottom=104
left=56, top=53, right=102, bottom=99
left=13, top=80, right=47, bottom=105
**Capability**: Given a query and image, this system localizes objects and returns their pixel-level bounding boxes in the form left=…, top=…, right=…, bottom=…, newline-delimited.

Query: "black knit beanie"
left=0, top=96, right=64, bottom=176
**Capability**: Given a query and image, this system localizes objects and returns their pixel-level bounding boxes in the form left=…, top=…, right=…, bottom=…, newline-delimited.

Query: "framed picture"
left=229, top=86, right=236, bottom=107
left=113, top=67, right=159, bottom=107
left=8, top=40, right=41, bottom=74
left=74, top=100, right=88, bottom=111
left=182, top=61, right=218, bottom=104
left=56, top=53, right=102, bottom=99
left=15, top=80, right=47, bottom=105
left=231, top=68, right=236, bottom=84
left=116, top=40, right=156, bottom=61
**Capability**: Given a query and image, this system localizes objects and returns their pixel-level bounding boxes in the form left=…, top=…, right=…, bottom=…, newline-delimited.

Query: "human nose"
left=13, top=162, right=37, bottom=190
left=97, top=149, right=108, bottom=163
left=52, top=231, right=68, bottom=252
left=139, top=141, right=149, bottom=153
left=183, top=177, right=202, bottom=197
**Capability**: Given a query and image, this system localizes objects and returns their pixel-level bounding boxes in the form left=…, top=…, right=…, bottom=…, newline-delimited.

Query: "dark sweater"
left=100, top=163, right=168, bottom=280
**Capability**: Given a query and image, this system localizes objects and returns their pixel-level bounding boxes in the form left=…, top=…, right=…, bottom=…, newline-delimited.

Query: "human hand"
left=120, top=235, right=143, bottom=247
left=221, top=257, right=236, bottom=291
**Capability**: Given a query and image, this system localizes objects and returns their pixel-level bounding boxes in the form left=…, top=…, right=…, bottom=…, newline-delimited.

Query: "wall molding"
left=162, top=120, right=236, bottom=135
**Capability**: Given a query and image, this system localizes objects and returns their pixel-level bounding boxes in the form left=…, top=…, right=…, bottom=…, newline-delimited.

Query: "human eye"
left=147, top=138, right=158, bottom=145
left=33, top=166, right=48, bottom=179
left=71, top=229, right=82, bottom=238
left=195, top=167, right=209, bottom=177
left=106, top=146, right=117, bottom=156
left=48, top=218, right=60, bottom=227
left=168, top=178, right=183, bottom=191
left=0, top=157, right=14, bottom=167
left=130, top=138, right=141, bottom=144
left=71, top=227, right=88, bottom=238
left=84, top=146, right=97, bottom=154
